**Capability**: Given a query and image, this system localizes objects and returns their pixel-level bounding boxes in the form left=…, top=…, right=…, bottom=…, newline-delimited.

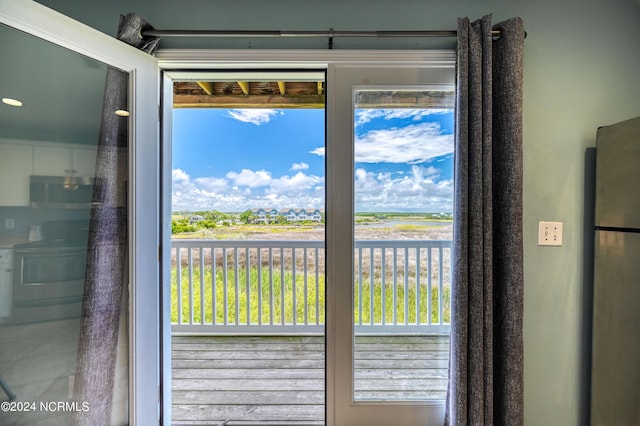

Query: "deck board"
left=172, top=334, right=449, bottom=425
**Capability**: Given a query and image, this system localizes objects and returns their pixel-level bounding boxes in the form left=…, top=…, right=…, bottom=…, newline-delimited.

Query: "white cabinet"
left=0, top=142, right=98, bottom=206
left=72, top=148, right=98, bottom=176
left=33, top=145, right=97, bottom=177
left=0, top=143, right=33, bottom=206
left=0, top=249, right=12, bottom=321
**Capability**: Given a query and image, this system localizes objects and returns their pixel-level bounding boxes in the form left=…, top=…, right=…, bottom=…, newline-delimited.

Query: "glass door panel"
left=0, top=2, right=159, bottom=424
left=0, top=21, right=130, bottom=425
left=328, top=64, right=453, bottom=425
left=352, top=89, right=453, bottom=402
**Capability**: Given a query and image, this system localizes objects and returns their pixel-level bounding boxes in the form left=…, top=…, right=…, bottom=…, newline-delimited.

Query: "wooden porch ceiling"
left=173, top=81, right=326, bottom=109
left=173, top=81, right=454, bottom=109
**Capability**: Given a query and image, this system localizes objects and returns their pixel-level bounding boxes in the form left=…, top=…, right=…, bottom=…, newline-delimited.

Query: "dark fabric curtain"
left=445, top=15, right=525, bottom=426
left=72, top=15, right=158, bottom=425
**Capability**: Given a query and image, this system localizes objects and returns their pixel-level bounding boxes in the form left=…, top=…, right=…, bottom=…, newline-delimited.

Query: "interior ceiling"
left=173, top=81, right=454, bottom=109
left=0, top=22, right=107, bottom=144
left=1, top=17, right=455, bottom=146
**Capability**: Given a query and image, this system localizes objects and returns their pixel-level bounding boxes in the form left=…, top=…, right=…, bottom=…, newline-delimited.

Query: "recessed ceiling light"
left=115, top=109, right=130, bottom=117
left=2, top=98, right=23, bottom=107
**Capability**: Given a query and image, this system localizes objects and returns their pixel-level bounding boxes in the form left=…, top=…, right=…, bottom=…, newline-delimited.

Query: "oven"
left=12, top=221, right=89, bottom=324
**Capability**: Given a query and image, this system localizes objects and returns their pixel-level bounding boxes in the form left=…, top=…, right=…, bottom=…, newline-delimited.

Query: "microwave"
left=29, top=175, right=95, bottom=208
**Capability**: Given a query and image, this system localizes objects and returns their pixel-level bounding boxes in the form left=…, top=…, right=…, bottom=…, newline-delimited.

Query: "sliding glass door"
left=0, top=1, right=159, bottom=424
left=327, top=63, right=454, bottom=425
left=158, top=50, right=455, bottom=426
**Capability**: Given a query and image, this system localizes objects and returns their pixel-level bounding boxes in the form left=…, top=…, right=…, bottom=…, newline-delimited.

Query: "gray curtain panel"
left=72, top=15, right=158, bottom=425
left=445, top=15, right=525, bottom=426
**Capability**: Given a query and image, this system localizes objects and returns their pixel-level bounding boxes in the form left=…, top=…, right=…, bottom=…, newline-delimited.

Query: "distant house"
left=294, top=208, right=308, bottom=221
left=277, top=208, right=324, bottom=223
left=278, top=208, right=298, bottom=222
left=250, top=207, right=279, bottom=223
left=306, top=208, right=323, bottom=222
left=189, top=215, right=204, bottom=224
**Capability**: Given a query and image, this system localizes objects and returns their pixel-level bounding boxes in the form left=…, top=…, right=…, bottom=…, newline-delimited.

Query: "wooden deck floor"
left=171, top=334, right=449, bottom=425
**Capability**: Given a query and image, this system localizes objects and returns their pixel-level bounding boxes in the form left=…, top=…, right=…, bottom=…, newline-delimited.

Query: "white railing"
left=171, top=239, right=451, bottom=335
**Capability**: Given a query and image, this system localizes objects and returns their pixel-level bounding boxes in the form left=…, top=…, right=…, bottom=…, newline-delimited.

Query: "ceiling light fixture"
left=2, top=98, right=23, bottom=107
left=115, top=109, right=130, bottom=117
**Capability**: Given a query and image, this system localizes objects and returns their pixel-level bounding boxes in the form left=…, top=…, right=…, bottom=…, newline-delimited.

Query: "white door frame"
left=0, top=1, right=161, bottom=424
left=158, top=48, right=454, bottom=425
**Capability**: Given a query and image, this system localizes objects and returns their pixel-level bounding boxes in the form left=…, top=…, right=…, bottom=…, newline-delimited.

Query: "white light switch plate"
left=538, top=221, right=563, bottom=246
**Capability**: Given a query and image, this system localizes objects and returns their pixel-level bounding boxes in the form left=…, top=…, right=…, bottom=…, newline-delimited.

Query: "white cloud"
left=311, top=114, right=452, bottom=163
left=310, top=147, right=325, bottom=157
left=172, top=168, right=190, bottom=182
left=268, top=171, right=322, bottom=193
left=354, top=165, right=452, bottom=212
left=290, top=162, right=309, bottom=171
left=172, top=164, right=452, bottom=213
left=193, top=176, right=229, bottom=192
left=172, top=167, right=326, bottom=212
left=172, top=169, right=234, bottom=210
left=227, top=109, right=282, bottom=125
left=226, top=169, right=272, bottom=187
left=356, top=122, right=453, bottom=163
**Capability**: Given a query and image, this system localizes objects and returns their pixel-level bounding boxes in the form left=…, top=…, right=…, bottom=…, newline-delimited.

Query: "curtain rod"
left=141, top=29, right=505, bottom=38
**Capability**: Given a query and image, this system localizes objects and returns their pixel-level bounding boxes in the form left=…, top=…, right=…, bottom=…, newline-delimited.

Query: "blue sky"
left=172, top=107, right=453, bottom=212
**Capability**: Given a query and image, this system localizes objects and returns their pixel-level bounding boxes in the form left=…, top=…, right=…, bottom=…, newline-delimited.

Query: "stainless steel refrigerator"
left=591, top=116, right=640, bottom=425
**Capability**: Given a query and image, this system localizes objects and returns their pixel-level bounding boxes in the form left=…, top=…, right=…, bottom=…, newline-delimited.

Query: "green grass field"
left=171, top=265, right=450, bottom=325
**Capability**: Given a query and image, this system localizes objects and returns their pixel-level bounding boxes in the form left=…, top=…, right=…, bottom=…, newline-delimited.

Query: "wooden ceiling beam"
left=237, top=81, right=250, bottom=95
left=196, top=81, right=214, bottom=95
left=173, top=94, right=325, bottom=109
left=277, top=81, right=286, bottom=95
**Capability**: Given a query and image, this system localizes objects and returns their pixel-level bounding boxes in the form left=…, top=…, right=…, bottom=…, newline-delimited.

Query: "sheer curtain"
left=446, top=15, right=525, bottom=426
left=72, top=14, right=159, bottom=425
